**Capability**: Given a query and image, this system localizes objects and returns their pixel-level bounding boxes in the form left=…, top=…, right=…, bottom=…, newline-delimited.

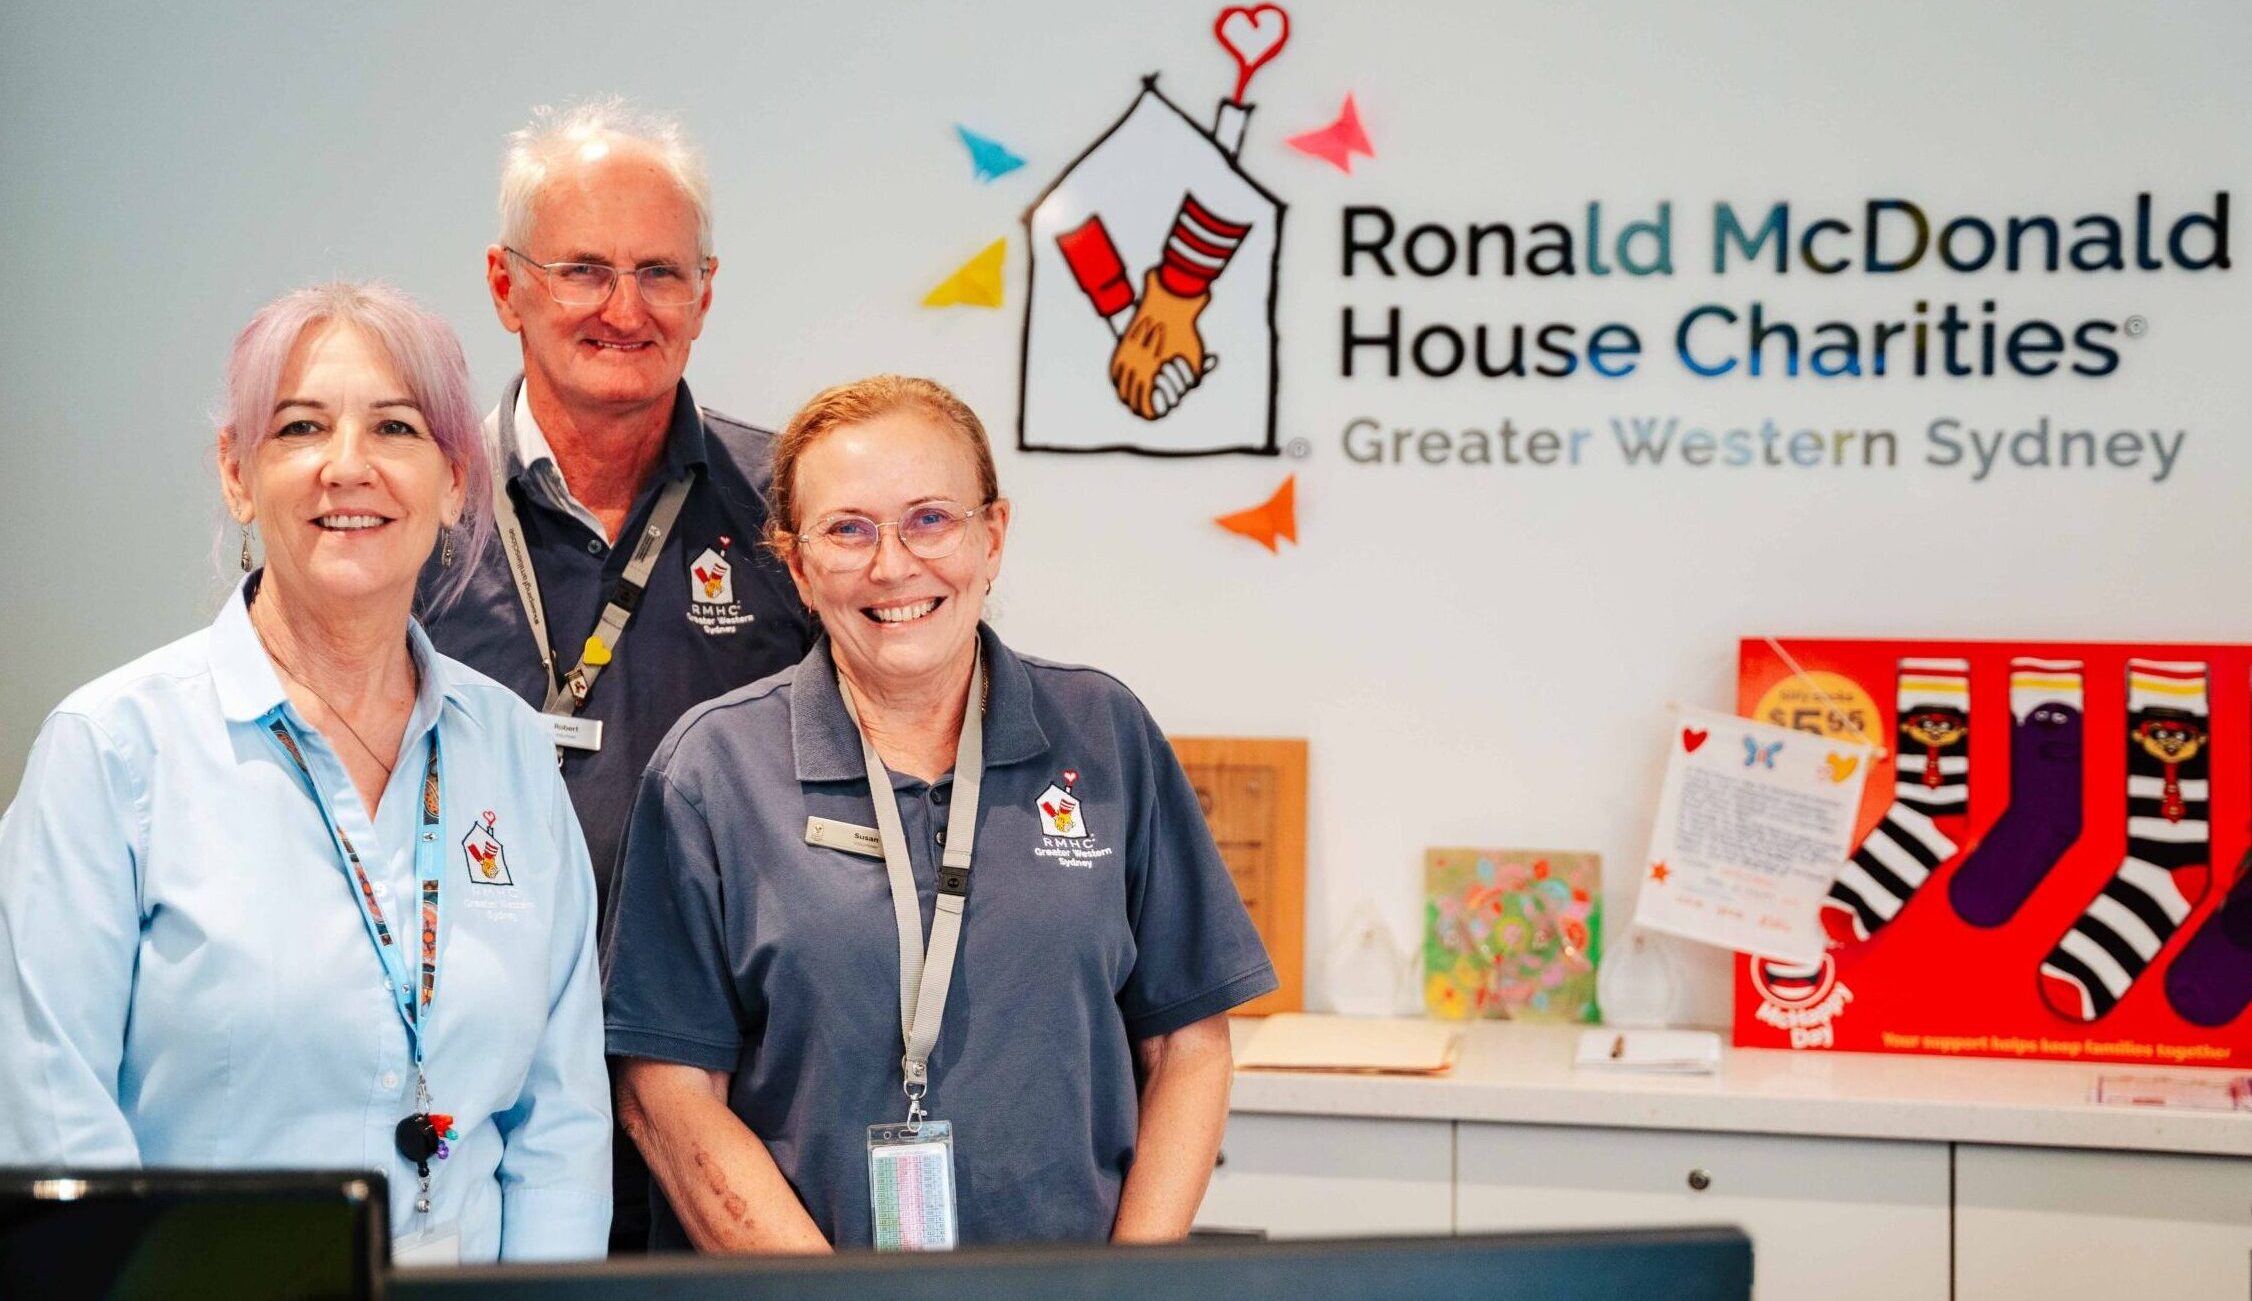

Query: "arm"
left=493, top=774, right=614, bottom=1261
left=615, top=1059, right=830, bottom=1253
left=1111, top=1012, right=1234, bottom=1243
left=0, top=712, right=146, bottom=1166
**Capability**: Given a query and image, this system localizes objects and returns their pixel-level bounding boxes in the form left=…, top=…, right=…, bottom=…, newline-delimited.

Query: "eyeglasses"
left=788, top=501, right=996, bottom=573
left=505, top=247, right=709, bottom=308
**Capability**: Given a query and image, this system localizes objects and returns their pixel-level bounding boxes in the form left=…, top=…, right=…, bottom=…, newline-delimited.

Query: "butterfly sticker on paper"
left=1742, top=737, right=1783, bottom=769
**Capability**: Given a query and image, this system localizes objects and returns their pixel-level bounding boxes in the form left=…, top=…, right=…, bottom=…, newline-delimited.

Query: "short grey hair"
left=497, top=96, right=713, bottom=259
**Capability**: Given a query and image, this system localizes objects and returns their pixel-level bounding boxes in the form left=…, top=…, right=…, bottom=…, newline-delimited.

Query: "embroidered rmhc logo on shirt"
left=1037, top=771, right=1090, bottom=839
left=462, top=811, right=514, bottom=886
left=686, top=537, right=758, bottom=636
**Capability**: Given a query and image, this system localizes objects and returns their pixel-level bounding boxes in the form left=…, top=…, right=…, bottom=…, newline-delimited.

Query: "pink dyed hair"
left=219, top=281, right=490, bottom=613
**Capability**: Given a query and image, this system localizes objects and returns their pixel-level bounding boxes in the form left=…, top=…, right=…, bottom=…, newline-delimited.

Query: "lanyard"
left=262, top=714, right=445, bottom=1069
left=486, top=381, right=695, bottom=717
left=837, top=652, right=986, bottom=1124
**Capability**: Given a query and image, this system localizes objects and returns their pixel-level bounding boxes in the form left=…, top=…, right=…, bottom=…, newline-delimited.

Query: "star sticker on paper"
left=1648, top=861, right=1671, bottom=884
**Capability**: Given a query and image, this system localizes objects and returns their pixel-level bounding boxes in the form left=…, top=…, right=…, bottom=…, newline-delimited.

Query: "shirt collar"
left=497, top=373, right=710, bottom=487
left=790, top=624, right=1051, bottom=783
left=210, top=572, right=476, bottom=737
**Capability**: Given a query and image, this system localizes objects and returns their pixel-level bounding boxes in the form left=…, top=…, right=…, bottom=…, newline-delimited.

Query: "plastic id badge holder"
left=868, top=1119, right=958, bottom=1251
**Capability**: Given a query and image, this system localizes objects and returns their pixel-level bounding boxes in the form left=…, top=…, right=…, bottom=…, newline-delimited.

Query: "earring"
left=440, top=526, right=455, bottom=568
left=239, top=526, right=253, bottom=573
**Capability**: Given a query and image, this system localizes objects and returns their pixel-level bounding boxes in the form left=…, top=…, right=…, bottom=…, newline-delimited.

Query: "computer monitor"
left=0, top=1168, right=387, bottom=1301
left=393, top=1224, right=1752, bottom=1301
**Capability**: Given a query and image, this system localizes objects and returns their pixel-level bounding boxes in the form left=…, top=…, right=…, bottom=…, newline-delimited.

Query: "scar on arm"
left=693, top=1148, right=753, bottom=1225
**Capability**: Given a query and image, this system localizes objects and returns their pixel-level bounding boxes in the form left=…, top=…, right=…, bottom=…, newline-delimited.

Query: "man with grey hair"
left=419, top=97, right=810, bottom=1253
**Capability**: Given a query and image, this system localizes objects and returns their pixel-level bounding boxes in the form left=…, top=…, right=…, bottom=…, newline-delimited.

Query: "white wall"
left=4, top=0, right=2247, bottom=1023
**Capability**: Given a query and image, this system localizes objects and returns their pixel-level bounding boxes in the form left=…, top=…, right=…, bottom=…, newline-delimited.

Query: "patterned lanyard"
left=263, top=714, right=445, bottom=1065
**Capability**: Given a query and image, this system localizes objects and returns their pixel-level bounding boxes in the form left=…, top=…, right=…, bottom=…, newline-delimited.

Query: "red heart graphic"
left=1063, top=768, right=1080, bottom=786
left=1681, top=728, right=1708, bottom=753
left=1213, top=4, right=1290, bottom=102
left=482, top=809, right=496, bottom=824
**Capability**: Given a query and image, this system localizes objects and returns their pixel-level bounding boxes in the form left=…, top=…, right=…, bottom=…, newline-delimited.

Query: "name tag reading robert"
left=805, top=816, right=884, bottom=860
left=545, top=714, right=603, bottom=752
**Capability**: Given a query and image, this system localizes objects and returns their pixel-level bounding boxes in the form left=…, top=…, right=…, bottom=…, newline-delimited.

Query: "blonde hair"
left=767, top=375, right=1001, bottom=555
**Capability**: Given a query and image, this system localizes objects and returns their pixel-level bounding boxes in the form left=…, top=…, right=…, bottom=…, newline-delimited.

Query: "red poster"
left=1732, top=638, right=2252, bottom=1068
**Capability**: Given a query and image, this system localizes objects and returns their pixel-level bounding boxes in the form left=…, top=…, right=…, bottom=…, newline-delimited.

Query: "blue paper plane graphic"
left=955, top=124, right=1025, bottom=183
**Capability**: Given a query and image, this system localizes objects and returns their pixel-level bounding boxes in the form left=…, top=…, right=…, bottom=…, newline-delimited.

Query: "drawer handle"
left=1686, top=1169, right=1712, bottom=1192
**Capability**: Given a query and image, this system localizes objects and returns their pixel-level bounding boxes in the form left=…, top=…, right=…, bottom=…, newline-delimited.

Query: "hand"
left=1109, top=269, right=1216, bottom=420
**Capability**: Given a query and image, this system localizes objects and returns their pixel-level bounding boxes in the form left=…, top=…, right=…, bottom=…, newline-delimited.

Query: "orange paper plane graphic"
left=1215, top=474, right=1297, bottom=553
left=922, top=237, right=1007, bottom=308
left=1286, top=93, right=1374, bottom=173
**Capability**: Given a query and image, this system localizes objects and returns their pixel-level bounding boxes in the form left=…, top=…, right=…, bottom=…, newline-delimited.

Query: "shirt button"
left=586, top=539, right=604, bottom=555
left=372, top=881, right=390, bottom=897
left=935, top=828, right=946, bottom=847
left=931, top=786, right=950, bottom=806
left=380, top=1071, right=401, bottom=1091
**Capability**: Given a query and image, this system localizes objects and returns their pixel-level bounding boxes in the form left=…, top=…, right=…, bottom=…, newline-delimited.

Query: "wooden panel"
left=1456, top=1122, right=1949, bottom=1301
left=1170, top=737, right=1306, bottom=1015
left=1954, top=1144, right=2252, bottom=1301
left=1194, top=1113, right=1454, bottom=1238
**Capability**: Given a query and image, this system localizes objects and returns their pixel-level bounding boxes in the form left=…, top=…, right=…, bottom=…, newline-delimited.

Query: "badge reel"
left=867, top=1073, right=958, bottom=1252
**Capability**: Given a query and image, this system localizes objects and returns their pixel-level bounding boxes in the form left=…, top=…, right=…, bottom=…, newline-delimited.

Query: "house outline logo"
left=1017, top=75, right=1286, bottom=458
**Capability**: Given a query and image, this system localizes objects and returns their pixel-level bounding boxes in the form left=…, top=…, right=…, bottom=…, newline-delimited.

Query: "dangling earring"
left=239, top=526, right=254, bottom=573
left=440, top=526, right=455, bottom=568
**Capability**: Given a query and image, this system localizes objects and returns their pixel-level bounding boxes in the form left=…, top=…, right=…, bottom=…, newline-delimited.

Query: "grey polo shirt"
left=602, top=627, right=1277, bottom=1248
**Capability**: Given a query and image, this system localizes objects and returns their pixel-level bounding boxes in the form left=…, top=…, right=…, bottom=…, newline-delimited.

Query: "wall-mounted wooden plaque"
left=1167, top=737, right=1306, bottom=1016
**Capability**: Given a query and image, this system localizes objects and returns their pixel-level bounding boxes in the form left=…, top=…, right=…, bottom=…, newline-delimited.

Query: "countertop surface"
left=1228, top=1018, right=2252, bottom=1157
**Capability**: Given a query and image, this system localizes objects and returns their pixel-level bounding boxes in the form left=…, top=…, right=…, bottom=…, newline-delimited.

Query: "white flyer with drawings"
left=1636, top=708, right=1872, bottom=963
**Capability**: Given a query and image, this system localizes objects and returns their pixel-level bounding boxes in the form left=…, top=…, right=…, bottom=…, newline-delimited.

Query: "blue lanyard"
left=262, top=712, right=446, bottom=1070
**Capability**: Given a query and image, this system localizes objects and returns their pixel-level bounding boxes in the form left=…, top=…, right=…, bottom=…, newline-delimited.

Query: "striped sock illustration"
left=1820, top=658, right=1972, bottom=945
left=2038, top=660, right=2211, bottom=1022
left=1949, top=659, right=2086, bottom=928
left=1155, top=193, right=1251, bottom=298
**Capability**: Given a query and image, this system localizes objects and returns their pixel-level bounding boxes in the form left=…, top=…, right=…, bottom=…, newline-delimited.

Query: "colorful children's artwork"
left=1734, top=638, right=2252, bottom=1067
left=1423, top=849, right=1602, bottom=1022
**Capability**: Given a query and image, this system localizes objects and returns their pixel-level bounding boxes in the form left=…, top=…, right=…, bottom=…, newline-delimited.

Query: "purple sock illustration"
left=1950, top=659, right=2085, bottom=928
left=2164, top=848, right=2252, bottom=1027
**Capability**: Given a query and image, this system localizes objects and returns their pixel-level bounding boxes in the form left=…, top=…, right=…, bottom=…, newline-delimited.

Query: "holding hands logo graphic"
left=1058, top=195, right=1250, bottom=419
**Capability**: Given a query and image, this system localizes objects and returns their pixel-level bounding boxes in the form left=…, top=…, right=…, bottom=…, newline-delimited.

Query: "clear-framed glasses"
left=791, top=501, right=996, bottom=573
left=505, top=247, right=710, bottom=308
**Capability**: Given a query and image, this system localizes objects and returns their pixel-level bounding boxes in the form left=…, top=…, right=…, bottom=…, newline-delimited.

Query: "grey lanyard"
left=484, top=386, right=694, bottom=716
left=837, top=652, right=985, bottom=1124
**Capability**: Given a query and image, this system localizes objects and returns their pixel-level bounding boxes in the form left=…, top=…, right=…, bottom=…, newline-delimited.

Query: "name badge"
left=546, top=714, right=603, bottom=752
left=805, top=816, right=884, bottom=859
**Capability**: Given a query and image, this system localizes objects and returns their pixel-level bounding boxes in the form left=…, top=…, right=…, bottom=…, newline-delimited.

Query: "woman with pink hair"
left=0, top=282, right=611, bottom=1263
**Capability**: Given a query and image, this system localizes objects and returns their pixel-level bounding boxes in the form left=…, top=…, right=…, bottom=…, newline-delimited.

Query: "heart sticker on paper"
left=1063, top=768, right=1081, bottom=787
left=1681, top=727, right=1709, bottom=754
left=1214, top=4, right=1291, bottom=102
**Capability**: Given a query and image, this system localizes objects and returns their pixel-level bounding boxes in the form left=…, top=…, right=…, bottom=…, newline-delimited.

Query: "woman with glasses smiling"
left=602, top=374, right=1276, bottom=1253
left=0, top=283, right=611, bottom=1262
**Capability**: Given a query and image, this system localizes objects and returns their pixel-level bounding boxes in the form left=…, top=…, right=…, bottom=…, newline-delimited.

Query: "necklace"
left=250, top=600, right=412, bottom=778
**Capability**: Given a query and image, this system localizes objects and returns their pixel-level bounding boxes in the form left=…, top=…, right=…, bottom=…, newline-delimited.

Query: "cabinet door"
left=1954, top=1144, right=2252, bottom=1301
left=1193, top=1113, right=1453, bottom=1238
left=1455, top=1123, right=1949, bottom=1301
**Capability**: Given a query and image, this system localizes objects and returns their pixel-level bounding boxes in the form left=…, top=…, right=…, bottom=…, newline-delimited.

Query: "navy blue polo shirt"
left=420, top=376, right=812, bottom=911
left=602, top=627, right=1277, bottom=1248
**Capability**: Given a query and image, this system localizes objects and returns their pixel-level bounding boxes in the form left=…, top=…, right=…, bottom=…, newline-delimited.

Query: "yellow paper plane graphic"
left=1215, top=475, right=1297, bottom=553
left=922, top=237, right=1007, bottom=308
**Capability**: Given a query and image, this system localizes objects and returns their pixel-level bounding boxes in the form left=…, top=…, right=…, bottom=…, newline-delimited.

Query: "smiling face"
left=487, top=137, right=713, bottom=422
left=221, top=321, right=464, bottom=619
left=783, top=408, right=1008, bottom=698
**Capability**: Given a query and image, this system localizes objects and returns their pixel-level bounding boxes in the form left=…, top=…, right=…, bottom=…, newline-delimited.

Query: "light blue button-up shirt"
left=0, top=576, right=611, bottom=1261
